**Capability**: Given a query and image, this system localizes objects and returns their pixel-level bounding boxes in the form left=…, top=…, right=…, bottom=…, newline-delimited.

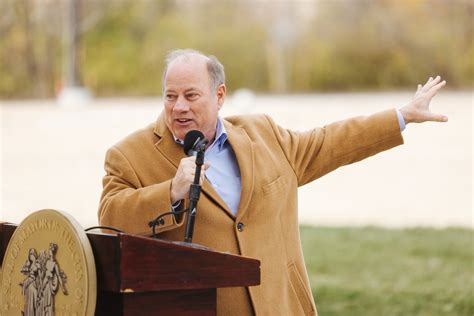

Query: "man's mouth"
left=175, top=118, right=193, bottom=124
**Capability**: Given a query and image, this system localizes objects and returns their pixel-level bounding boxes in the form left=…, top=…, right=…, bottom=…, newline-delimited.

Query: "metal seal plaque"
left=0, top=209, right=97, bottom=315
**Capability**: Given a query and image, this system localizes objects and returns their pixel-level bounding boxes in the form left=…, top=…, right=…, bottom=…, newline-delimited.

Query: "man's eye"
left=187, top=93, right=198, bottom=99
left=166, top=95, right=176, bottom=100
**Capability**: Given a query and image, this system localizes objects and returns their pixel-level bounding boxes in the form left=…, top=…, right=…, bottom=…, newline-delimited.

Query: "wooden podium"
left=0, top=223, right=260, bottom=315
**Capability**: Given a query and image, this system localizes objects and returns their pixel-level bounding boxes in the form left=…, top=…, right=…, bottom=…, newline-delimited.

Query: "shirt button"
left=237, top=222, right=245, bottom=232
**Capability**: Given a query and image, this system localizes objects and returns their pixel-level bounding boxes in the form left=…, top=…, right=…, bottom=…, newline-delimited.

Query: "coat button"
left=237, top=222, right=245, bottom=232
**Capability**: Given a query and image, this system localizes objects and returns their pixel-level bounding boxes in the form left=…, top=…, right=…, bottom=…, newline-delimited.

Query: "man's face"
left=163, top=57, right=225, bottom=143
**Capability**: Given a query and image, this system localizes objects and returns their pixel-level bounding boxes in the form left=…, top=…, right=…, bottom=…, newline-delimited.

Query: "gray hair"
left=162, top=49, right=225, bottom=92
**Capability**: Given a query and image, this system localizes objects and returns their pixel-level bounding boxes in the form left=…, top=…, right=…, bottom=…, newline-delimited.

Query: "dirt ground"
left=1, top=91, right=472, bottom=229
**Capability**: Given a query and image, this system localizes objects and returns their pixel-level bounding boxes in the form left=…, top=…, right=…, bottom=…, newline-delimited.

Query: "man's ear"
left=216, top=84, right=226, bottom=110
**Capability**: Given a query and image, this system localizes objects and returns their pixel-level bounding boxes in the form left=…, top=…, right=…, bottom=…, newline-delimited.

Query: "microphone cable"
left=85, top=208, right=191, bottom=237
left=148, top=207, right=191, bottom=238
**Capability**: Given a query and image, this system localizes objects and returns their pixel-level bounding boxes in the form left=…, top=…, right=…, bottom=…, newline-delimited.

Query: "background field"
left=301, top=226, right=473, bottom=316
left=1, top=91, right=471, bottom=228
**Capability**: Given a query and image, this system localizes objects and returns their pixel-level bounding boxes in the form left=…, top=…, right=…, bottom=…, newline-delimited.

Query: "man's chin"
left=173, top=126, right=194, bottom=141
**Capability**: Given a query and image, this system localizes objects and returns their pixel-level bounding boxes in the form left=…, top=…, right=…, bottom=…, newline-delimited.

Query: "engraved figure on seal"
left=19, top=243, right=68, bottom=316
left=20, top=249, right=41, bottom=316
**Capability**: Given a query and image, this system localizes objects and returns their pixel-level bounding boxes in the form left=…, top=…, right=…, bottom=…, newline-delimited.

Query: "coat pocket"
left=288, top=262, right=315, bottom=315
left=262, top=175, right=286, bottom=196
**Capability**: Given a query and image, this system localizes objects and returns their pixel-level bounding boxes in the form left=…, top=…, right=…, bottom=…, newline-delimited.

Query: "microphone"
left=183, top=130, right=208, bottom=156
left=183, top=130, right=208, bottom=243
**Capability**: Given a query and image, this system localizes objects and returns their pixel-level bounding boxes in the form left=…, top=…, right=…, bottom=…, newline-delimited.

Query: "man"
left=98, top=49, right=447, bottom=315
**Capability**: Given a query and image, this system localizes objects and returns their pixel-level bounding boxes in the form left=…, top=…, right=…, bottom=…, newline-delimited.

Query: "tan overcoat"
left=99, top=109, right=404, bottom=315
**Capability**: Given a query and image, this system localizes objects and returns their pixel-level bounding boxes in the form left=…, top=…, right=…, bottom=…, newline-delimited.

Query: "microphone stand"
left=184, top=141, right=206, bottom=243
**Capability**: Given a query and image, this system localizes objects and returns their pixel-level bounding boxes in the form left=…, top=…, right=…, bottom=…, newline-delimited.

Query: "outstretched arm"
left=399, top=75, right=448, bottom=124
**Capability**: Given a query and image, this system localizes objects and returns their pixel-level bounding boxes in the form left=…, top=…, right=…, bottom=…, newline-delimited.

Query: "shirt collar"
left=212, top=117, right=228, bottom=151
left=173, top=117, right=228, bottom=151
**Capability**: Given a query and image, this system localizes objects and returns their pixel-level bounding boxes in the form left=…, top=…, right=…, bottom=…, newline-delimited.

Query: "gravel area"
left=1, top=91, right=472, bottom=229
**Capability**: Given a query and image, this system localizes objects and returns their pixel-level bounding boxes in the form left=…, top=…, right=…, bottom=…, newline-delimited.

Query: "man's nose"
left=173, top=96, right=190, bottom=112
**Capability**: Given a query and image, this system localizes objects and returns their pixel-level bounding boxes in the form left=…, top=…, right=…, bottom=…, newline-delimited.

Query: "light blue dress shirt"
left=175, top=111, right=406, bottom=216
left=204, top=118, right=242, bottom=215
left=396, top=109, right=406, bottom=131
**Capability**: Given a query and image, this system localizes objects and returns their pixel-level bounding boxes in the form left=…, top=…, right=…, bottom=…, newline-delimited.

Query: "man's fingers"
left=433, top=79, right=446, bottom=90
left=420, top=77, right=432, bottom=92
left=418, top=108, right=448, bottom=123
left=423, top=75, right=441, bottom=90
left=428, top=112, right=449, bottom=122
left=199, top=170, right=207, bottom=185
left=421, top=75, right=441, bottom=91
left=199, top=162, right=211, bottom=183
left=429, top=75, right=441, bottom=87
left=427, top=80, right=446, bottom=97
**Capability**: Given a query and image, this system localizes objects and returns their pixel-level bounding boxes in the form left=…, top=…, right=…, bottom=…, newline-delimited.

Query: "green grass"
left=300, top=226, right=474, bottom=316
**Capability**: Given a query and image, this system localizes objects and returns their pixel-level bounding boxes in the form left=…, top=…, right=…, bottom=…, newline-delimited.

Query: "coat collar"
left=153, top=113, right=255, bottom=221
left=153, top=113, right=186, bottom=168
left=223, top=119, right=255, bottom=222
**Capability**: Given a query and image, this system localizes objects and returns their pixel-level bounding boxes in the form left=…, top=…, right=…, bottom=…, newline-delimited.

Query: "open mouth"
left=175, top=118, right=193, bottom=125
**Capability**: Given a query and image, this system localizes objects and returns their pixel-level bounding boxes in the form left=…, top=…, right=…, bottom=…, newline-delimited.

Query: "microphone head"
left=183, top=130, right=205, bottom=156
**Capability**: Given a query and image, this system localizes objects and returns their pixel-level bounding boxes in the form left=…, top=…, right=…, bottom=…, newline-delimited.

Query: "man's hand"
left=399, top=75, right=448, bottom=124
left=170, top=156, right=210, bottom=204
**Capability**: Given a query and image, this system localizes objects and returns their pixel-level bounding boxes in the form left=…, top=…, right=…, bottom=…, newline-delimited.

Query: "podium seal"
left=0, top=209, right=96, bottom=315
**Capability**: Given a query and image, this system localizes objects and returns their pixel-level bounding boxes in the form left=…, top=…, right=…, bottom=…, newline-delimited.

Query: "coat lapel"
left=153, top=113, right=186, bottom=168
left=224, top=120, right=255, bottom=222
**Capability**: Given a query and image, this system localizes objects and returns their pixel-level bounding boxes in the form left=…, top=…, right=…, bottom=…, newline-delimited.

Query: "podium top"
left=1, top=223, right=260, bottom=293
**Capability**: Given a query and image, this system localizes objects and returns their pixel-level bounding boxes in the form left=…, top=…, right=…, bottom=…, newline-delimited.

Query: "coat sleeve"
left=98, top=146, right=185, bottom=235
left=266, top=109, right=404, bottom=186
